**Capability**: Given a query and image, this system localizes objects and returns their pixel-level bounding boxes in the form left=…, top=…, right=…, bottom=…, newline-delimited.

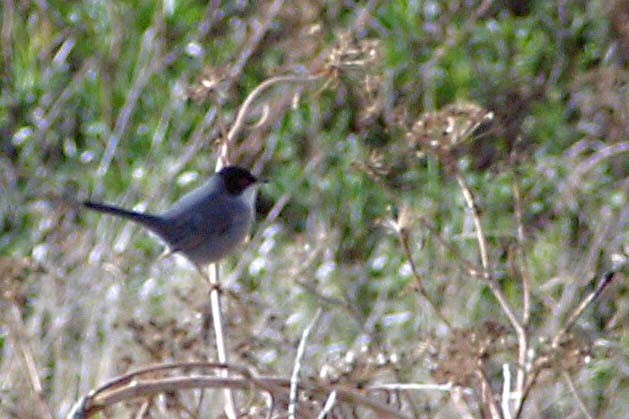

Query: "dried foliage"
left=1, top=1, right=627, bottom=419
left=431, top=322, right=510, bottom=388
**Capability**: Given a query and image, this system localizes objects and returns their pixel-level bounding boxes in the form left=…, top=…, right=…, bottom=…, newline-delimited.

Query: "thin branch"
left=451, top=386, right=476, bottom=419
left=455, top=173, right=526, bottom=342
left=475, top=366, right=502, bottom=419
left=67, top=363, right=413, bottom=419
left=501, top=364, right=513, bottom=419
left=368, top=383, right=454, bottom=392
left=67, top=362, right=289, bottom=419
left=563, top=371, right=593, bottom=419
left=295, top=279, right=362, bottom=324
left=551, top=271, right=616, bottom=349
left=514, top=271, right=618, bottom=419
left=227, top=0, right=286, bottom=81
left=417, top=217, right=485, bottom=278
left=289, top=308, right=322, bottom=419
left=218, top=73, right=325, bottom=166
left=398, top=226, right=452, bottom=329
left=311, top=385, right=411, bottom=419
left=454, top=172, right=527, bottom=416
left=317, top=390, right=337, bottom=419
left=511, top=168, right=531, bottom=326
left=97, top=29, right=162, bottom=179
left=511, top=165, right=531, bottom=413
left=134, top=400, right=150, bottom=419
left=207, top=264, right=238, bottom=419
left=74, top=361, right=238, bottom=395
left=68, top=376, right=260, bottom=419
left=7, top=303, right=54, bottom=419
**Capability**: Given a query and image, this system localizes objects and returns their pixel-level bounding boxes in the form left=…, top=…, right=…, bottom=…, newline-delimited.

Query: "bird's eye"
left=239, top=176, right=254, bottom=189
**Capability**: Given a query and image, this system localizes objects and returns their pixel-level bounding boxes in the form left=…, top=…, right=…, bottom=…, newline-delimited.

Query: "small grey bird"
left=83, top=166, right=262, bottom=267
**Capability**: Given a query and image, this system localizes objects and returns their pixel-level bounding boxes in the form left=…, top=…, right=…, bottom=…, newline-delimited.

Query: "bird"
left=83, top=166, right=263, bottom=269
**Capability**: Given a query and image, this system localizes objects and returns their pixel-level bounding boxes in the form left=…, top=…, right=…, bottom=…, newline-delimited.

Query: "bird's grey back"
left=156, top=178, right=254, bottom=265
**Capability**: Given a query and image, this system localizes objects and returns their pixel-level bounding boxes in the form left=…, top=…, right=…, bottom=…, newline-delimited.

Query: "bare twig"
left=501, top=364, right=513, bottom=419
left=295, top=279, right=362, bottom=323
left=398, top=225, right=452, bottom=329
left=317, top=390, right=337, bottom=419
left=563, top=371, right=593, bottom=419
left=368, top=383, right=454, bottom=392
left=561, top=142, right=629, bottom=206
left=451, top=386, right=476, bottom=419
left=417, top=217, right=485, bottom=278
left=454, top=172, right=527, bottom=416
left=514, top=367, right=541, bottom=419
left=514, top=271, right=618, bottom=419
left=7, top=303, right=54, bottom=419
left=551, top=271, right=617, bottom=349
left=218, top=73, right=325, bottom=166
left=455, top=173, right=526, bottom=338
left=67, top=361, right=412, bottom=419
left=289, top=308, right=322, bottom=419
left=227, top=0, right=287, bottom=81
left=476, top=366, right=502, bottom=419
left=34, top=59, right=96, bottom=145
left=207, top=264, right=237, bottom=419
left=134, top=400, right=151, bottom=419
left=97, top=27, right=163, bottom=179
left=511, top=164, right=531, bottom=326
left=510, top=146, right=531, bottom=412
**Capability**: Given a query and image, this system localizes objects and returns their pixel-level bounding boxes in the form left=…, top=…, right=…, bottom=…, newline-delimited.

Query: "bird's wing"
left=160, top=197, right=234, bottom=252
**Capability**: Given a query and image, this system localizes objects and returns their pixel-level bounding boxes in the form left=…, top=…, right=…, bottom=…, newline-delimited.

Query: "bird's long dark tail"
left=83, top=201, right=163, bottom=230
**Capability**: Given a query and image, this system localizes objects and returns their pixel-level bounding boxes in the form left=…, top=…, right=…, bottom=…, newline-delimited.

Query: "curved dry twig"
left=454, top=171, right=528, bottom=415
left=218, top=73, right=325, bottom=167
left=66, top=361, right=413, bottom=419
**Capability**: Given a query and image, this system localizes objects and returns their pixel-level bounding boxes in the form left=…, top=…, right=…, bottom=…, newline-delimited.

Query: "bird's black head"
left=219, top=166, right=258, bottom=195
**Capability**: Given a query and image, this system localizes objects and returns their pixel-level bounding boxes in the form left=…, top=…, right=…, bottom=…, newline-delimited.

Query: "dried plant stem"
left=512, top=176, right=531, bottom=325
left=454, top=172, right=527, bottom=416
left=514, top=271, right=617, bottom=419
left=135, top=400, right=150, bottom=418
left=317, top=391, right=337, bottom=419
left=295, top=279, right=361, bottom=323
left=563, top=371, right=593, bottom=419
left=289, top=308, right=322, bottom=419
left=7, top=303, right=53, bottom=419
left=207, top=263, right=237, bottom=419
left=476, top=367, right=501, bottom=419
left=228, top=0, right=286, bottom=81
left=551, top=271, right=616, bottom=349
left=418, top=217, right=485, bottom=277
left=398, top=228, right=452, bottom=329
left=369, top=383, right=453, bottom=392
left=97, top=26, right=164, bottom=179
left=67, top=361, right=412, bottom=419
left=511, top=173, right=531, bottom=411
left=218, top=73, right=325, bottom=166
left=455, top=173, right=525, bottom=331
left=207, top=47, right=324, bottom=418
left=501, top=364, right=513, bottom=419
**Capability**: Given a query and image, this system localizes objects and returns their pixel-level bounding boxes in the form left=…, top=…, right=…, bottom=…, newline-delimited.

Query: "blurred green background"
left=1, top=1, right=627, bottom=417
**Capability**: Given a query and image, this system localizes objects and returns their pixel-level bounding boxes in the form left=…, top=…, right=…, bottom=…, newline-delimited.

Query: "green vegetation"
left=1, top=1, right=627, bottom=418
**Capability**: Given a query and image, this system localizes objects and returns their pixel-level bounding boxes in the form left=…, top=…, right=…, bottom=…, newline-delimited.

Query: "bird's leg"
left=195, top=264, right=223, bottom=293
left=194, top=264, right=244, bottom=302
